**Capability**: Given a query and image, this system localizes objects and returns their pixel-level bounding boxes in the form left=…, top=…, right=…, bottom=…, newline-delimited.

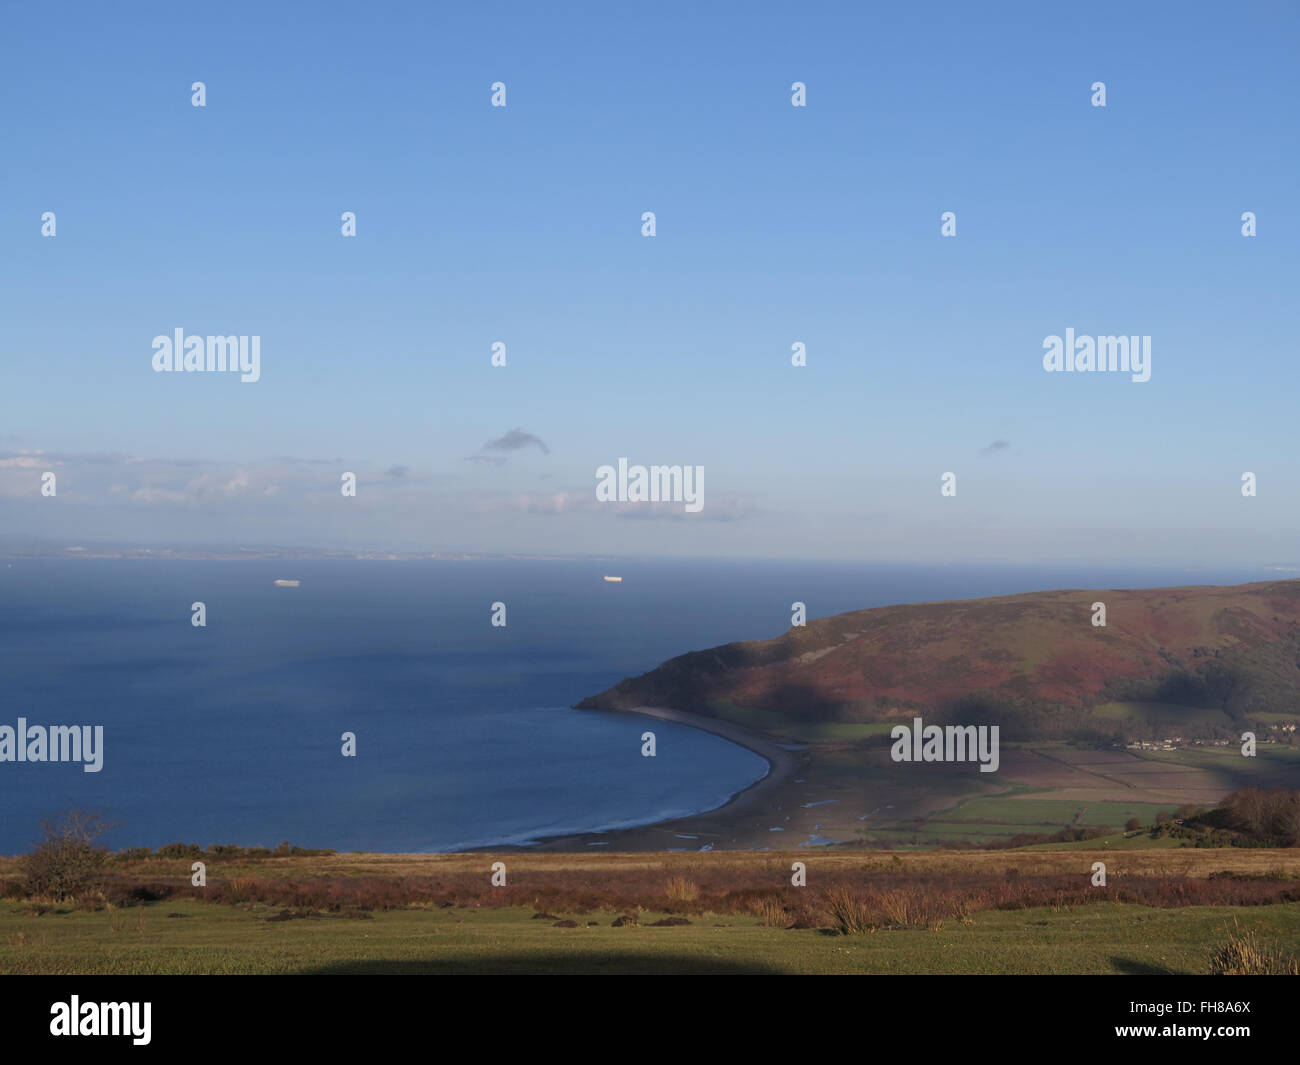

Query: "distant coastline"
left=0, top=541, right=656, bottom=562
left=603, top=705, right=793, bottom=792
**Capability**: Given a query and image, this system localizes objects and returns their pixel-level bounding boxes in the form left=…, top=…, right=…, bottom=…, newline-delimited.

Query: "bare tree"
left=20, top=810, right=118, bottom=901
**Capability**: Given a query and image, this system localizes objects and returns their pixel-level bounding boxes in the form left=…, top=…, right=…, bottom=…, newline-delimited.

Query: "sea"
left=0, top=557, right=1281, bottom=854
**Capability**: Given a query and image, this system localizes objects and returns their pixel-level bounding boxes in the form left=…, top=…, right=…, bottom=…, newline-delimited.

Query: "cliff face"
left=575, top=581, right=1300, bottom=729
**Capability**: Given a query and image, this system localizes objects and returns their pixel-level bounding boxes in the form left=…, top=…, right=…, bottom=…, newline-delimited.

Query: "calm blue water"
left=0, top=557, right=1278, bottom=854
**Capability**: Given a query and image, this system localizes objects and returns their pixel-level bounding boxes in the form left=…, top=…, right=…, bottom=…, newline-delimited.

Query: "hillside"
left=576, top=580, right=1300, bottom=741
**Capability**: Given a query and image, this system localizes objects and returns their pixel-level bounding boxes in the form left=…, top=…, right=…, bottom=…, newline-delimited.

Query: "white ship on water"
left=273, top=579, right=301, bottom=587
left=602, top=576, right=622, bottom=583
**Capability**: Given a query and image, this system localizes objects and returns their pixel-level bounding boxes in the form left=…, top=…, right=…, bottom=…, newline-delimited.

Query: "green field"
left=1136, top=743, right=1300, bottom=775
left=945, top=797, right=1171, bottom=826
left=3, top=898, right=1297, bottom=975
left=876, top=795, right=1176, bottom=845
left=1033, top=831, right=1187, bottom=851
left=1091, top=701, right=1233, bottom=727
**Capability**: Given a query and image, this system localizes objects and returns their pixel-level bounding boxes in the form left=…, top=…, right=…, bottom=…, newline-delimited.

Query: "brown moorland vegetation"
left=4, top=847, right=1298, bottom=929
left=577, top=580, right=1300, bottom=739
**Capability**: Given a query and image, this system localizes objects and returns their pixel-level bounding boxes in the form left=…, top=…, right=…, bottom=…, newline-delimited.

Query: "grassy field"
left=1033, top=831, right=1188, bottom=851
left=821, top=744, right=1300, bottom=847
left=854, top=784, right=1192, bottom=846
left=910, top=797, right=1175, bottom=840
left=3, top=849, right=1298, bottom=975
left=1136, top=744, right=1300, bottom=775
left=3, top=897, right=1297, bottom=975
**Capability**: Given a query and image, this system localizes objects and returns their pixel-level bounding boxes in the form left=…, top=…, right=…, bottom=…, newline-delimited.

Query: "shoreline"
left=602, top=704, right=798, bottom=813
left=477, top=705, right=808, bottom=853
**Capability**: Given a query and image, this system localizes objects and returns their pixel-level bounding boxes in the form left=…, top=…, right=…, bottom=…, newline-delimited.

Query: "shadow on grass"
left=297, top=953, right=787, bottom=975
left=1109, top=955, right=1184, bottom=976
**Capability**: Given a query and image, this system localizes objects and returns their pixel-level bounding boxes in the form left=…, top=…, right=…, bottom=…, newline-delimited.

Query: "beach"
left=517, top=706, right=826, bottom=852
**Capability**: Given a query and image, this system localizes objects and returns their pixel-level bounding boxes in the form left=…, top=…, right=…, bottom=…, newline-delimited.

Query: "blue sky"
left=1, top=1, right=1297, bottom=563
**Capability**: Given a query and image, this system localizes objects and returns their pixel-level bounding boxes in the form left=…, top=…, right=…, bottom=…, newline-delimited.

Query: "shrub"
left=665, top=876, right=699, bottom=902
left=155, top=842, right=203, bottom=859
left=19, top=811, right=116, bottom=901
left=823, top=887, right=876, bottom=935
left=1209, top=924, right=1300, bottom=975
left=113, top=847, right=153, bottom=862
left=751, top=896, right=789, bottom=928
